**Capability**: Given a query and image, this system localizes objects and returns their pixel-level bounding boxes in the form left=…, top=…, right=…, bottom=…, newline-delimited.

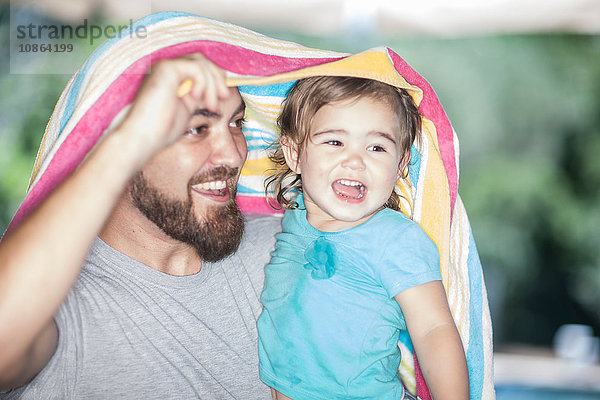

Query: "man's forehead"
left=193, top=89, right=245, bottom=118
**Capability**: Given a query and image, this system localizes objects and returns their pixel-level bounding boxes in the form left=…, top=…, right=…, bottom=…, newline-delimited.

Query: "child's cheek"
left=313, top=163, right=328, bottom=179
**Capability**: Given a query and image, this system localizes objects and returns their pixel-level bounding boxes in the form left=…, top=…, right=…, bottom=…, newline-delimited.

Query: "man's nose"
left=209, top=129, right=247, bottom=168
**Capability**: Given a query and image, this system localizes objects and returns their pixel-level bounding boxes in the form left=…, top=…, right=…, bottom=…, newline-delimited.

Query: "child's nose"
left=341, top=151, right=366, bottom=170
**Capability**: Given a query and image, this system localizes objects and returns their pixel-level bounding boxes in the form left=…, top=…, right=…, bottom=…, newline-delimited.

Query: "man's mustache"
left=188, top=166, right=239, bottom=186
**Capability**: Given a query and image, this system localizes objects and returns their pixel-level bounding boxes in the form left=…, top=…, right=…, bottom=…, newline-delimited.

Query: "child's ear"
left=396, top=152, right=411, bottom=181
left=281, top=136, right=302, bottom=174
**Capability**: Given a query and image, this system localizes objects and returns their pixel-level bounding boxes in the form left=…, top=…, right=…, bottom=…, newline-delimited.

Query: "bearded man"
left=0, top=52, right=279, bottom=399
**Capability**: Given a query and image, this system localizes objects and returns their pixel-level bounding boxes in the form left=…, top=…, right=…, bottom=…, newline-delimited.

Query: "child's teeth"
left=340, top=179, right=361, bottom=187
left=333, top=179, right=366, bottom=199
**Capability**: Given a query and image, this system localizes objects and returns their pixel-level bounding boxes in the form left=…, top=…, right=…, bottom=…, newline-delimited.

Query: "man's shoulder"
left=230, top=214, right=282, bottom=281
left=244, top=214, right=282, bottom=240
left=242, top=214, right=282, bottom=252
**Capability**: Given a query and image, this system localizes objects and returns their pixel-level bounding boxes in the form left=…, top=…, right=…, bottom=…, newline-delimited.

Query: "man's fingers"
left=173, top=54, right=229, bottom=111
left=177, top=79, right=194, bottom=98
left=178, top=53, right=228, bottom=89
left=120, top=53, right=230, bottom=153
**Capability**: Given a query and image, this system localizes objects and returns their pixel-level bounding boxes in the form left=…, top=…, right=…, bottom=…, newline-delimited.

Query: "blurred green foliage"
left=0, top=12, right=67, bottom=232
left=1, top=6, right=599, bottom=346
left=420, top=35, right=600, bottom=346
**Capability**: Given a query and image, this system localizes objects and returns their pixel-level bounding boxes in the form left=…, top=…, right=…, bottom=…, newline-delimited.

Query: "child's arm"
left=395, top=280, right=469, bottom=400
left=271, top=388, right=293, bottom=400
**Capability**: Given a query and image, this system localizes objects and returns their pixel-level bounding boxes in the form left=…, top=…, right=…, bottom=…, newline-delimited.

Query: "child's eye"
left=185, top=125, right=208, bottom=136
left=229, top=117, right=246, bottom=130
left=325, top=140, right=343, bottom=146
left=368, top=145, right=386, bottom=152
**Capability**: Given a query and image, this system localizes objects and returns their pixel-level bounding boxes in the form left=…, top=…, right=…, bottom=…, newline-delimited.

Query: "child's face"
left=283, top=96, right=405, bottom=232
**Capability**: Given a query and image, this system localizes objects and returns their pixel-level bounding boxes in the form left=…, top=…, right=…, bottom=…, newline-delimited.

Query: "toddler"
left=257, top=76, right=469, bottom=400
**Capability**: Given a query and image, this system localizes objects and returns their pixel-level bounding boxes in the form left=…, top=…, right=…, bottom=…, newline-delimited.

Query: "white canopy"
left=21, top=0, right=600, bottom=37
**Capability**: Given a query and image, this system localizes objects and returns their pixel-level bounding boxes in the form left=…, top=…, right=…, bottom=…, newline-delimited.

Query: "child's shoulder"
left=373, top=208, right=417, bottom=230
left=372, top=209, right=435, bottom=246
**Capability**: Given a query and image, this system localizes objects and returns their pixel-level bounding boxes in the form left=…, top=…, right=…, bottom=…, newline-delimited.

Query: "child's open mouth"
left=332, top=179, right=366, bottom=200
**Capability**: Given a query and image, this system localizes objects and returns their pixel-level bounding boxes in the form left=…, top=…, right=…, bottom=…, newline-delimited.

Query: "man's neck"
left=99, top=194, right=203, bottom=276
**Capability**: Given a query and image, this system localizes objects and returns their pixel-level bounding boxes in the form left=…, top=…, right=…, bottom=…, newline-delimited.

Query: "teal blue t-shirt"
left=257, top=196, right=442, bottom=400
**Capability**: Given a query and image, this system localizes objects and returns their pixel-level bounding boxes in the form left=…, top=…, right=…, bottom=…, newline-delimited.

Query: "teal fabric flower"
left=304, top=237, right=336, bottom=279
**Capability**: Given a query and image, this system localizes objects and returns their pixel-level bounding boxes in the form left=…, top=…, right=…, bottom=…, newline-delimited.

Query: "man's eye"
left=185, top=125, right=208, bottom=136
left=229, top=118, right=245, bottom=129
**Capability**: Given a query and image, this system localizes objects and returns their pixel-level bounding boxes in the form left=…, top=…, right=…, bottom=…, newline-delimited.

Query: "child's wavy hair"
left=266, top=76, right=422, bottom=211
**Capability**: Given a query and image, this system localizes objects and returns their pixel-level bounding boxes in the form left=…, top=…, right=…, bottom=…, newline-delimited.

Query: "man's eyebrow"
left=192, top=101, right=246, bottom=119
left=193, top=109, right=220, bottom=118
left=234, top=101, right=246, bottom=116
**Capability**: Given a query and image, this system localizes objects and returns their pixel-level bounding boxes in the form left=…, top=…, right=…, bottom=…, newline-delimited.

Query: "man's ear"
left=396, top=151, right=411, bottom=181
left=281, top=136, right=302, bottom=174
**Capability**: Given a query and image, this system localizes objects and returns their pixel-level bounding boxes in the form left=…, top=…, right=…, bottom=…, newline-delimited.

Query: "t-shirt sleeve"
left=375, top=222, right=442, bottom=298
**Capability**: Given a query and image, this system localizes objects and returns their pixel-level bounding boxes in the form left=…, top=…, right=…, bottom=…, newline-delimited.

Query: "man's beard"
left=130, top=167, right=244, bottom=263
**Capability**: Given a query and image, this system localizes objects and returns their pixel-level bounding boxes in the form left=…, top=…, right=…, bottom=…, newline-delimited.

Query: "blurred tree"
left=446, top=35, right=600, bottom=345
left=0, top=6, right=68, bottom=232
left=0, top=5, right=105, bottom=232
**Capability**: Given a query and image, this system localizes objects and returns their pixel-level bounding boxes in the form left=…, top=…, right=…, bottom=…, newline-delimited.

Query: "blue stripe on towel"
left=409, top=145, right=421, bottom=185
left=237, top=184, right=261, bottom=195
left=239, top=81, right=296, bottom=98
left=466, top=227, right=484, bottom=399
left=58, top=12, right=193, bottom=135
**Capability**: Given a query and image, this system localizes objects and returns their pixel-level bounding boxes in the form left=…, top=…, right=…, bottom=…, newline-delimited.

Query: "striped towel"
left=8, top=11, right=494, bottom=400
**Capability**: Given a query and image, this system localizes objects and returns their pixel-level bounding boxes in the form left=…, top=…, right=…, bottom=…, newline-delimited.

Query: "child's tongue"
left=332, top=181, right=363, bottom=199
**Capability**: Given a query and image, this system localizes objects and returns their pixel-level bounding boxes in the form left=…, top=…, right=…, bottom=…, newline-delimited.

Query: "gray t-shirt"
left=3, top=215, right=281, bottom=399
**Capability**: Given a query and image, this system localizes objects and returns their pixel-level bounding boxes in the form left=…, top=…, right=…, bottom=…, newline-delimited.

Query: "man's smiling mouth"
left=189, top=167, right=239, bottom=202
left=191, top=180, right=230, bottom=200
left=193, top=180, right=227, bottom=191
